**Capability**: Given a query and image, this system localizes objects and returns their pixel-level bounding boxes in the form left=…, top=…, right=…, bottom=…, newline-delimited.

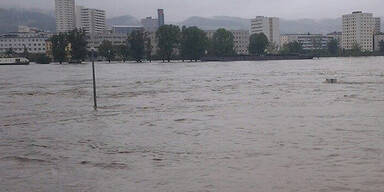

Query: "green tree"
left=280, top=41, right=304, bottom=55
left=51, top=33, right=68, bottom=64
left=351, top=43, right=362, bottom=56
left=210, top=28, right=235, bottom=56
left=98, top=40, right=115, bottom=63
left=379, top=40, right=384, bottom=53
left=144, top=32, right=153, bottom=62
left=6, top=48, right=15, bottom=57
left=156, top=25, right=181, bottom=62
left=327, top=39, right=339, bottom=56
left=181, top=26, right=208, bottom=61
left=117, top=44, right=130, bottom=62
left=23, top=46, right=29, bottom=58
left=35, top=54, right=51, bottom=64
left=67, top=28, right=88, bottom=63
left=249, top=33, right=269, bottom=55
left=129, top=30, right=145, bottom=62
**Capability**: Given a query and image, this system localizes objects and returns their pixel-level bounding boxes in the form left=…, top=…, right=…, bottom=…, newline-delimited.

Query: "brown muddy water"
left=0, top=57, right=384, bottom=192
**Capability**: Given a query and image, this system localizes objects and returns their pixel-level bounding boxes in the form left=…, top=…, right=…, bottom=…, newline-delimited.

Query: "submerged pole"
left=92, top=49, right=97, bottom=110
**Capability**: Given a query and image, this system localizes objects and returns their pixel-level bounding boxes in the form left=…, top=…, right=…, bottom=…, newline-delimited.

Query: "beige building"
left=205, top=30, right=249, bottom=55
left=55, top=0, right=76, bottom=33
left=342, top=11, right=374, bottom=51
left=374, top=34, right=384, bottom=51
left=75, top=6, right=106, bottom=36
left=280, top=34, right=331, bottom=50
left=250, top=16, right=280, bottom=46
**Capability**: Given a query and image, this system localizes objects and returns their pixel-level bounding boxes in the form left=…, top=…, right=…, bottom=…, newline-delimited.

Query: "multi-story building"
left=374, top=17, right=381, bottom=34
left=55, top=0, right=76, bottom=32
left=0, top=32, right=51, bottom=54
left=250, top=16, right=280, bottom=46
left=76, top=6, right=106, bottom=36
left=141, top=17, right=159, bottom=32
left=87, top=33, right=128, bottom=50
left=374, top=34, right=384, bottom=51
left=205, top=30, right=250, bottom=55
left=158, top=9, right=165, bottom=27
left=280, top=34, right=331, bottom=50
left=112, top=25, right=144, bottom=35
left=342, top=11, right=374, bottom=51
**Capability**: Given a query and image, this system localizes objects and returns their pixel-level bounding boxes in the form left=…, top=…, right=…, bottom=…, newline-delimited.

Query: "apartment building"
left=141, top=17, right=159, bottom=32
left=342, top=11, right=374, bottom=51
left=55, top=0, right=76, bottom=32
left=280, top=34, right=331, bottom=50
left=76, top=6, right=106, bottom=36
left=250, top=16, right=280, bottom=46
left=0, top=32, right=51, bottom=54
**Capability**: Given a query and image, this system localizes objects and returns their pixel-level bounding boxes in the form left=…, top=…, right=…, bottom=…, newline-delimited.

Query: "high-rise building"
left=157, top=9, right=165, bottom=27
left=342, top=11, right=374, bottom=51
left=76, top=6, right=106, bottom=36
left=250, top=16, right=280, bottom=46
left=141, top=17, right=159, bottom=32
left=374, top=17, right=381, bottom=34
left=55, top=0, right=76, bottom=33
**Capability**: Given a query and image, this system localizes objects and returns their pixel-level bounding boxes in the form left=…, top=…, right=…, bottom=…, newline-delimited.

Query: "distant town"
left=0, top=0, right=383, bottom=63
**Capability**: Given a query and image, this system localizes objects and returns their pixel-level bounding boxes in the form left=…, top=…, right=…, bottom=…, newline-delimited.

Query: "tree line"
left=49, top=26, right=384, bottom=63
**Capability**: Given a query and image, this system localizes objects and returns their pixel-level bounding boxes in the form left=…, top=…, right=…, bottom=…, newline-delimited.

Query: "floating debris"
left=325, top=79, right=338, bottom=84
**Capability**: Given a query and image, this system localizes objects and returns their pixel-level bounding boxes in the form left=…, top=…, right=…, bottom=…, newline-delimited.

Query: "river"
left=1, top=57, right=384, bottom=192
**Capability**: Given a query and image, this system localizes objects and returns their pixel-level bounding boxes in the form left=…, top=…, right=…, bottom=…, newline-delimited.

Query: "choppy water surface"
left=1, top=57, right=384, bottom=192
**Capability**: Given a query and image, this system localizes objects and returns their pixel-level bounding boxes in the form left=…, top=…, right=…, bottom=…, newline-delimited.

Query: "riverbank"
left=201, top=55, right=314, bottom=62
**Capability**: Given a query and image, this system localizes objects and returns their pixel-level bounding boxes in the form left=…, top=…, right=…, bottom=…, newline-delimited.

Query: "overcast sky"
left=2, top=0, right=383, bottom=21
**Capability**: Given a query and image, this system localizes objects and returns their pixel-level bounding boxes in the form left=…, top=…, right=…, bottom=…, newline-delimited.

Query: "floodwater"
left=1, top=57, right=384, bottom=192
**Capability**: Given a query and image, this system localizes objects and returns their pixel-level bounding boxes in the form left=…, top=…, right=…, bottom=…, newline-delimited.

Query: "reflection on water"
left=1, top=57, right=384, bottom=192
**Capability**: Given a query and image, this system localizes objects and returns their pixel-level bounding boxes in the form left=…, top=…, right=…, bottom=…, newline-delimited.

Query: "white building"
left=280, top=34, right=331, bottom=50
left=141, top=17, right=159, bottom=32
left=0, top=32, right=51, bottom=54
left=55, top=0, right=76, bottom=33
left=342, top=11, right=374, bottom=51
left=205, top=30, right=250, bottom=55
left=250, top=16, right=280, bottom=47
left=374, top=17, right=381, bottom=34
left=374, top=34, right=384, bottom=51
left=87, top=33, right=128, bottom=50
left=76, top=6, right=106, bottom=36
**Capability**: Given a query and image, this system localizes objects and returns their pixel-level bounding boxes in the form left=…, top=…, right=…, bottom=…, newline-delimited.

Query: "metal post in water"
left=92, top=49, right=97, bottom=110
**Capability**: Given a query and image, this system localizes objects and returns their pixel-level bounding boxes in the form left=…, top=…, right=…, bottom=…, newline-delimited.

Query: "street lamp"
left=91, top=47, right=97, bottom=110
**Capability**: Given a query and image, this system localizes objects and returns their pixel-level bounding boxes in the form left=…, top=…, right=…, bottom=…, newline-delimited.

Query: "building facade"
left=250, top=16, right=280, bottom=47
left=342, top=11, right=374, bottom=51
left=374, top=34, right=384, bottom=51
left=87, top=33, right=128, bottom=50
left=112, top=25, right=144, bottom=35
left=158, top=9, right=165, bottom=27
left=76, top=6, right=106, bottom=36
left=374, top=17, right=381, bottom=34
left=0, top=32, right=51, bottom=54
left=55, top=0, right=76, bottom=32
left=280, top=34, right=331, bottom=50
left=205, top=30, right=250, bottom=55
left=141, top=17, right=159, bottom=32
